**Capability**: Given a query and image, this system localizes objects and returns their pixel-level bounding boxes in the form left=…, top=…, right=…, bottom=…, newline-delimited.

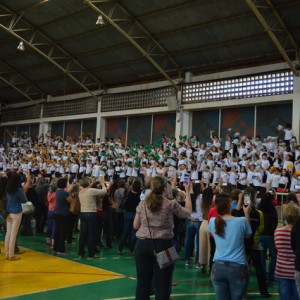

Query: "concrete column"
left=98, top=116, right=106, bottom=141
left=39, top=122, right=51, bottom=136
left=175, top=111, right=181, bottom=143
left=95, top=99, right=104, bottom=140
left=175, top=110, right=191, bottom=143
left=292, top=76, right=300, bottom=141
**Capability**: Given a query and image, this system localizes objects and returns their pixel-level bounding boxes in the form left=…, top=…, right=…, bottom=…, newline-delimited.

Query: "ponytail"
left=214, top=216, right=226, bottom=238
left=145, top=190, right=162, bottom=211
left=145, top=176, right=168, bottom=212
left=214, top=192, right=231, bottom=238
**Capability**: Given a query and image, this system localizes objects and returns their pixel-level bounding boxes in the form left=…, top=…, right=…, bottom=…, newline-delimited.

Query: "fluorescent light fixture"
left=17, top=41, right=25, bottom=51
left=96, top=15, right=105, bottom=26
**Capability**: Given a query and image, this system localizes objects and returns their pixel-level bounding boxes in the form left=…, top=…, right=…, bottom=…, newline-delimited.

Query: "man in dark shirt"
left=231, top=187, right=270, bottom=298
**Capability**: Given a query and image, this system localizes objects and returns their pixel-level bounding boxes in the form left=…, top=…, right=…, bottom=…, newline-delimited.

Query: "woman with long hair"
left=21, top=175, right=38, bottom=236
left=114, top=179, right=127, bottom=240
left=208, top=192, right=251, bottom=300
left=102, top=180, right=118, bottom=248
left=133, top=176, right=192, bottom=299
left=184, top=181, right=203, bottom=267
left=198, top=186, right=214, bottom=271
left=118, top=180, right=141, bottom=255
left=35, top=175, right=49, bottom=233
left=258, top=192, right=278, bottom=284
left=5, top=171, right=30, bottom=260
left=46, top=179, right=57, bottom=248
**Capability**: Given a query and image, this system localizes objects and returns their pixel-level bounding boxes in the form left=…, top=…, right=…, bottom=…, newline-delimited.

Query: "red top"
left=274, top=226, right=296, bottom=279
left=208, top=207, right=219, bottom=238
left=47, top=191, right=56, bottom=211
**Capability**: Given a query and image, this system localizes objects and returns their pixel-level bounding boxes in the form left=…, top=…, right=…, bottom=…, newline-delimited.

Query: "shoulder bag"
left=144, top=202, right=179, bottom=269
left=21, top=191, right=34, bottom=215
left=22, top=201, right=34, bottom=214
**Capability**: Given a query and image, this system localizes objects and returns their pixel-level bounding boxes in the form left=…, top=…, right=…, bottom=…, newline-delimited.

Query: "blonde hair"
left=164, top=182, right=174, bottom=200
left=284, top=204, right=300, bottom=225
left=145, top=176, right=168, bottom=211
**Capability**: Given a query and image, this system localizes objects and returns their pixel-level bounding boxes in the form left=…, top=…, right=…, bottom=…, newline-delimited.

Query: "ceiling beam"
left=52, top=10, right=251, bottom=48
left=246, top=0, right=299, bottom=76
left=0, top=4, right=106, bottom=101
left=0, top=61, right=44, bottom=106
left=84, top=0, right=181, bottom=91
left=0, top=75, right=40, bottom=107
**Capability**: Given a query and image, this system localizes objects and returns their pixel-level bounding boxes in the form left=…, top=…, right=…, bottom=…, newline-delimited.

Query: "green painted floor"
left=0, top=231, right=280, bottom=300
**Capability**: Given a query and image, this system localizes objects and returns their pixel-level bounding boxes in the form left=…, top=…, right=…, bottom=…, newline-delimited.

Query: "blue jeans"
left=211, top=261, right=249, bottom=300
left=295, top=271, right=300, bottom=298
left=46, top=210, right=56, bottom=239
left=259, top=235, right=277, bottom=282
left=277, top=277, right=300, bottom=300
left=119, top=211, right=136, bottom=253
left=184, top=219, right=201, bottom=261
left=78, top=212, right=97, bottom=257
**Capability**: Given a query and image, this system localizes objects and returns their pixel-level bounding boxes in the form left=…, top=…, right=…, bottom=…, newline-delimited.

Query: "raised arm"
left=22, top=170, right=31, bottom=193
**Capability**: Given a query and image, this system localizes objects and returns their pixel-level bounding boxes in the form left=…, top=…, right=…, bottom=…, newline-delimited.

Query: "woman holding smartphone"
left=208, top=192, right=252, bottom=299
left=184, top=181, right=203, bottom=267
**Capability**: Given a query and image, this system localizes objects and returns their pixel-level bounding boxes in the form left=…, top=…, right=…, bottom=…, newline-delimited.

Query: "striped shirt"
left=274, top=226, right=296, bottom=279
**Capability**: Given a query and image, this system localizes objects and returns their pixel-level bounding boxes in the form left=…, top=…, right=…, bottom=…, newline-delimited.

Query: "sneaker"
left=261, top=292, right=271, bottom=298
left=87, top=255, right=100, bottom=260
left=185, top=260, right=191, bottom=267
left=195, top=262, right=201, bottom=269
left=56, top=251, right=67, bottom=255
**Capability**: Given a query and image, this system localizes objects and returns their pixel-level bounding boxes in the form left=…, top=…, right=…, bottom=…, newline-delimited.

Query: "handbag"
left=144, top=203, right=179, bottom=269
left=22, top=201, right=34, bottom=215
left=155, top=244, right=179, bottom=269
left=69, top=194, right=81, bottom=215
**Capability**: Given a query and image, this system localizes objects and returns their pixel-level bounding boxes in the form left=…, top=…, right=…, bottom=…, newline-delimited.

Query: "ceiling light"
left=17, top=41, right=25, bottom=51
left=96, top=15, right=105, bottom=26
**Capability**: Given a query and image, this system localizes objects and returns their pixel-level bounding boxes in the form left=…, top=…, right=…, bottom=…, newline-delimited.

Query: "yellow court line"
left=0, top=244, right=123, bottom=299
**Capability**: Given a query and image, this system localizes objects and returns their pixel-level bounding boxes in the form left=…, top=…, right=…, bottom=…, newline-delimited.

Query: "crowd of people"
left=1, top=124, right=300, bottom=299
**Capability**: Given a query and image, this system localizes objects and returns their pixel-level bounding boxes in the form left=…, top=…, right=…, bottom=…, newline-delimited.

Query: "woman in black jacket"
left=118, top=180, right=141, bottom=255
left=258, top=192, right=278, bottom=285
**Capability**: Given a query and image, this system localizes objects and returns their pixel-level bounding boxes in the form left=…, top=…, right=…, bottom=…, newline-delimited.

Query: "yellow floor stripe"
left=0, top=244, right=122, bottom=299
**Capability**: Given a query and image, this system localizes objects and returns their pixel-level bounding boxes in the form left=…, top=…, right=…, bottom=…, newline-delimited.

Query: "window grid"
left=182, top=70, right=293, bottom=104
left=43, top=98, right=98, bottom=118
left=101, top=87, right=173, bottom=112
left=1, top=106, right=40, bottom=122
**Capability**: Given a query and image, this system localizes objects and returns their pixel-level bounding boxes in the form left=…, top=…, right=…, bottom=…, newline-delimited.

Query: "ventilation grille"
left=43, top=98, right=98, bottom=117
left=1, top=106, right=40, bottom=122
left=182, top=70, right=293, bottom=104
left=101, top=87, right=173, bottom=112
